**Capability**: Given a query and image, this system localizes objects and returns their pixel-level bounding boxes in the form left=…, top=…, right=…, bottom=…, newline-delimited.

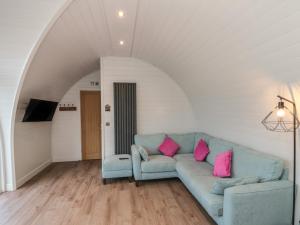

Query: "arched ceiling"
left=19, top=0, right=300, bottom=116
left=19, top=0, right=144, bottom=105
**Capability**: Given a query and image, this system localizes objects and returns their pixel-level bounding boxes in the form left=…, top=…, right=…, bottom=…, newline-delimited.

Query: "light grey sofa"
left=131, top=132, right=293, bottom=225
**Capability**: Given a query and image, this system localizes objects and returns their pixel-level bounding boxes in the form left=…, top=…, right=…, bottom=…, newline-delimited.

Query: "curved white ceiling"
left=18, top=0, right=139, bottom=105
left=19, top=0, right=300, bottom=116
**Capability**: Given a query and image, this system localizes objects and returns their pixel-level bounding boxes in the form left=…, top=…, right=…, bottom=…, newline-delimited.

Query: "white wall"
left=51, top=70, right=100, bottom=162
left=101, top=57, right=196, bottom=157
left=14, top=70, right=100, bottom=186
left=0, top=0, right=68, bottom=190
left=14, top=112, right=52, bottom=188
left=195, top=83, right=300, bottom=223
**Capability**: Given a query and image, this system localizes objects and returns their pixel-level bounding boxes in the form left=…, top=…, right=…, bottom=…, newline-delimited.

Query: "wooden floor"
left=0, top=160, right=214, bottom=225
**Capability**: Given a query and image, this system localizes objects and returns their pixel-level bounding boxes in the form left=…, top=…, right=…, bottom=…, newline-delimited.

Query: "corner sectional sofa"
left=131, top=132, right=293, bottom=225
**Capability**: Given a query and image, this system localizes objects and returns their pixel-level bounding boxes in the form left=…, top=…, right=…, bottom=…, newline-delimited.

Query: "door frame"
left=80, top=90, right=101, bottom=160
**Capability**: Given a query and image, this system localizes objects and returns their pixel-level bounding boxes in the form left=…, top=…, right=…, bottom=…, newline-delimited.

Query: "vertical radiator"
left=113, top=82, right=137, bottom=155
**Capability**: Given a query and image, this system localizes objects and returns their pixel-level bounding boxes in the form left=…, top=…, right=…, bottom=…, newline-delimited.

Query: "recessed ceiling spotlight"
left=118, top=10, right=125, bottom=18
left=119, top=40, right=124, bottom=46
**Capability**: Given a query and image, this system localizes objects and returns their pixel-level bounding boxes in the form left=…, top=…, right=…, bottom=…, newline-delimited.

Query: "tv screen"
left=22, top=99, right=58, bottom=122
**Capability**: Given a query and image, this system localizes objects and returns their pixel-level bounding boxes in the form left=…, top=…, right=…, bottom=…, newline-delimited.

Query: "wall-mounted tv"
left=22, top=99, right=58, bottom=122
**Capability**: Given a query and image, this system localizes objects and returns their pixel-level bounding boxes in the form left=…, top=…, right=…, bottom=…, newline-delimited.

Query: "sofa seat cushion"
left=177, top=161, right=224, bottom=217
left=141, top=155, right=176, bottom=173
left=176, top=159, right=213, bottom=176
left=173, top=153, right=194, bottom=162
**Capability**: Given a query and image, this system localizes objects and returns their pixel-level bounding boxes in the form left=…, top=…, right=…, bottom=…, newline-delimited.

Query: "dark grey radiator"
left=113, top=82, right=137, bottom=155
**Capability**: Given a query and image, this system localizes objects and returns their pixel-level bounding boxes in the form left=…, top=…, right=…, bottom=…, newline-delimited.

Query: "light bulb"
left=118, top=10, right=124, bottom=18
left=119, top=40, right=124, bottom=45
left=276, top=108, right=285, bottom=118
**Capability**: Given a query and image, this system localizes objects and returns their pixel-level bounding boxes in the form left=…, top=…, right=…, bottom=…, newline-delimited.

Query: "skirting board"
left=16, top=160, right=51, bottom=188
left=52, top=157, right=81, bottom=162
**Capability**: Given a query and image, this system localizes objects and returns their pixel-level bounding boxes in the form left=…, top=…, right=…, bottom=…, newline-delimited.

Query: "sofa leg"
left=128, top=177, right=133, bottom=183
left=102, top=178, right=107, bottom=185
left=135, top=180, right=140, bottom=187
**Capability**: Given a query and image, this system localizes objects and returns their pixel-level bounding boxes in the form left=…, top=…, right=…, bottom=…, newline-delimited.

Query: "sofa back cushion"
left=207, top=137, right=284, bottom=182
left=231, top=145, right=284, bottom=182
left=168, top=133, right=195, bottom=154
left=134, top=133, right=166, bottom=155
left=207, top=138, right=234, bottom=166
left=194, top=132, right=214, bottom=148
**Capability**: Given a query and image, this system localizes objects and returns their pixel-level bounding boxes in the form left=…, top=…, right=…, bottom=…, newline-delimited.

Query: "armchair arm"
left=131, top=145, right=142, bottom=180
left=223, top=180, right=293, bottom=225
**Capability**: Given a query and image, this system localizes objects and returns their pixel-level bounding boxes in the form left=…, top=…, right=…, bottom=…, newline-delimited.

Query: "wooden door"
left=80, top=91, right=101, bottom=160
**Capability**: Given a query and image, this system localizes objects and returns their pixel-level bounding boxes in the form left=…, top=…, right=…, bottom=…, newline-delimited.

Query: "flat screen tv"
left=22, top=99, right=58, bottom=122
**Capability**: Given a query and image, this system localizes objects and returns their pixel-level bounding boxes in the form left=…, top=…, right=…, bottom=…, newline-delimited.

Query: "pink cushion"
left=194, top=139, right=210, bottom=161
left=213, top=150, right=233, bottom=177
left=159, top=137, right=180, bottom=157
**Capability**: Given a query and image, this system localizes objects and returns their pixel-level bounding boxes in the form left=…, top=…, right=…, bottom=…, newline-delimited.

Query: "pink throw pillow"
left=159, top=137, right=180, bottom=157
left=194, top=139, right=210, bottom=161
left=213, top=150, right=233, bottom=177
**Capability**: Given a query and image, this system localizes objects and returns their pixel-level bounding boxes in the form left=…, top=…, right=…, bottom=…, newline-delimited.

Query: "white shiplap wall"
left=51, top=70, right=100, bottom=162
left=0, top=0, right=67, bottom=190
left=101, top=57, right=196, bottom=157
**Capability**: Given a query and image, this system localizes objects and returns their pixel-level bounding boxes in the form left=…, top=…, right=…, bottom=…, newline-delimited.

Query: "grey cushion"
left=141, top=155, right=176, bottom=173
left=211, top=177, right=260, bottom=195
left=137, top=145, right=149, bottom=161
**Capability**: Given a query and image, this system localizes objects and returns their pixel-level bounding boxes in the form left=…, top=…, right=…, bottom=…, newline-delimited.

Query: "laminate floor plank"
left=0, top=161, right=215, bottom=225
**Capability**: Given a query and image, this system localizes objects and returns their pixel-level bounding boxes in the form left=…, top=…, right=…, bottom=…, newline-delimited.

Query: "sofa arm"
left=131, top=145, right=142, bottom=180
left=223, top=180, right=293, bottom=225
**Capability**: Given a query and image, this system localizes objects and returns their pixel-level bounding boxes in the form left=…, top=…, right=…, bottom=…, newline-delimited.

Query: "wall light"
left=119, top=40, right=124, bottom=46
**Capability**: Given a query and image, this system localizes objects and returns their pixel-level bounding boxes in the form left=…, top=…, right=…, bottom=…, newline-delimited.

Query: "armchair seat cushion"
left=141, top=155, right=176, bottom=173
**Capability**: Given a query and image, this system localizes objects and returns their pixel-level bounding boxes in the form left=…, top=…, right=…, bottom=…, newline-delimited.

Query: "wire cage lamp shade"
left=262, top=99, right=300, bottom=132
